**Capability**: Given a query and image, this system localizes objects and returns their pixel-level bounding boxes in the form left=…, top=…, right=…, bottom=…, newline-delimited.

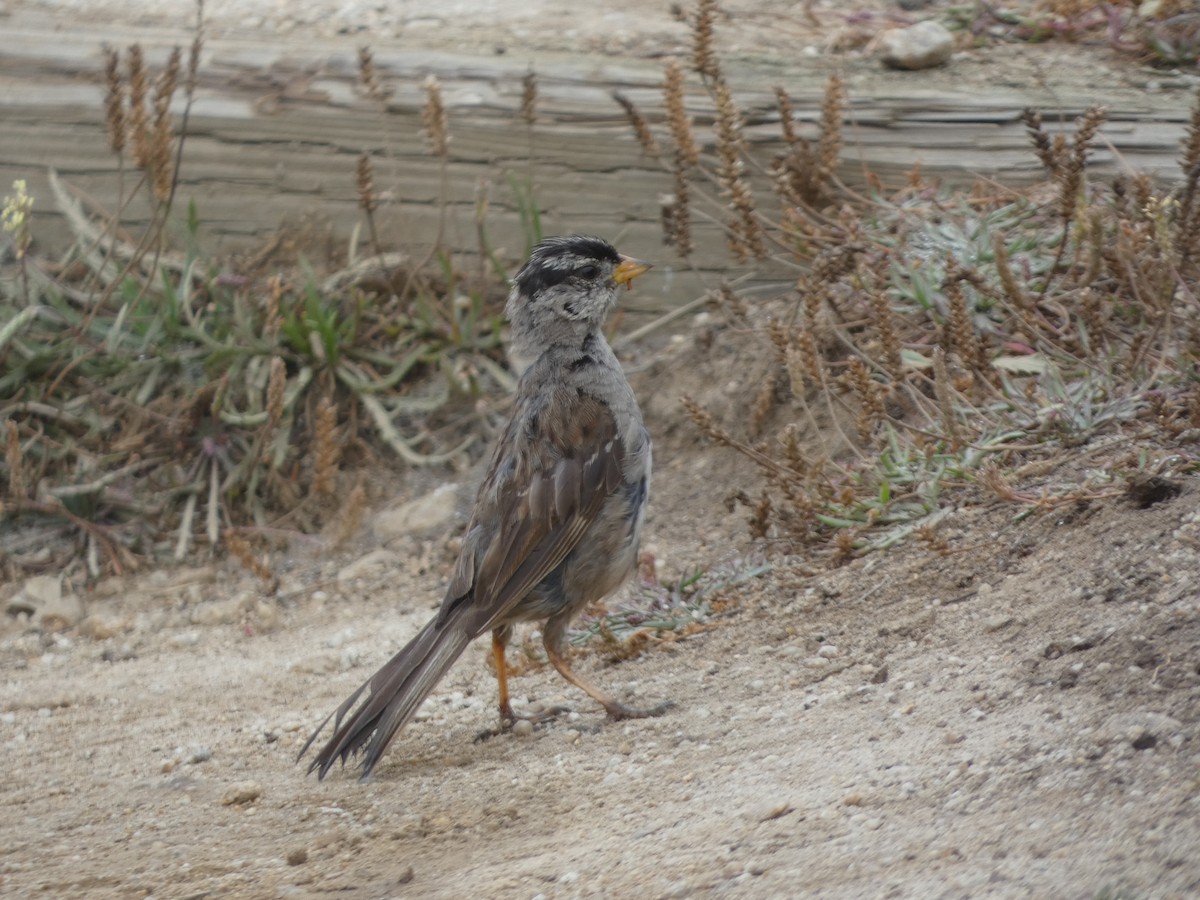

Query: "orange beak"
left=613, top=255, right=652, bottom=287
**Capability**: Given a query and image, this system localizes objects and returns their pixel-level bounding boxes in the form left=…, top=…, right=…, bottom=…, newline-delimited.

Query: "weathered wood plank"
left=0, top=12, right=1193, bottom=308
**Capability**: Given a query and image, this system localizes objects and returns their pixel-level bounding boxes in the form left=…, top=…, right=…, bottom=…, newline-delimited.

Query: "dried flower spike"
left=713, top=80, right=764, bottom=260
left=692, top=0, right=720, bottom=81
left=312, top=395, right=340, bottom=498
left=662, top=147, right=693, bottom=256
left=356, top=152, right=378, bottom=213
left=1022, top=107, right=1059, bottom=176
left=103, top=47, right=125, bottom=156
left=357, top=46, right=391, bottom=101
left=127, top=44, right=150, bottom=170
left=818, top=73, right=844, bottom=181
left=613, top=91, right=660, bottom=157
left=421, top=74, right=449, bottom=158
left=664, top=59, right=698, bottom=166
left=148, top=47, right=181, bottom=202
left=519, top=69, right=538, bottom=126
left=775, top=85, right=797, bottom=146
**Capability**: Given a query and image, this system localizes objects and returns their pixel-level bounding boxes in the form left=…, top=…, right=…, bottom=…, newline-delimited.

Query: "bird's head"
left=506, top=235, right=651, bottom=353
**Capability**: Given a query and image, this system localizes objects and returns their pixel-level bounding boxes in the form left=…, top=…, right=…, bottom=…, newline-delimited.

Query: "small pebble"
left=984, top=615, right=1013, bottom=633
left=221, top=781, right=263, bottom=806
left=287, top=848, right=308, bottom=866
left=756, top=801, right=792, bottom=821
left=511, top=719, right=534, bottom=738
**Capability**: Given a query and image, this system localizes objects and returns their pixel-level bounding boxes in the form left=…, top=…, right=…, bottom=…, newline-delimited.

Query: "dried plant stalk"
left=945, top=278, right=987, bottom=373
left=148, top=47, right=181, bottom=202
left=519, top=69, right=538, bottom=125
left=845, top=357, right=883, bottom=439
left=186, top=24, right=202, bottom=95
left=1178, top=94, right=1200, bottom=269
left=931, top=345, right=961, bottom=447
left=127, top=44, right=150, bottom=170
left=772, top=141, right=822, bottom=209
left=356, top=152, right=378, bottom=213
left=103, top=47, right=125, bottom=156
left=312, top=396, right=340, bottom=497
left=767, top=319, right=790, bottom=362
left=681, top=394, right=733, bottom=448
left=663, top=148, right=694, bottom=256
left=1022, top=107, right=1059, bottom=176
left=818, top=74, right=844, bottom=181
left=992, top=234, right=1032, bottom=315
left=780, top=423, right=809, bottom=477
left=5, top=422, right=25, bottom=499
left=746, top=489, right=772, bottom=540
left=225, top=531, right=275, bottom=585
left=613, top=91, right=660, bottom=157
left=978, top=460, right=1015, bottom=502
left=713, top=80, right=764, bottom=260
left=751, top=374, right=777, bottom=436
left=1059, top=106, right=1107, bottom=222
left=421, top=75, right=449, bottom=157
left=263, top=276, right=283, bottom=337
left=357, top=46, right=390, bottom=101
left=786, top=327, right=826, bottom=392
left=692, top=0, right=720, bottom=80
left=1078, top=287, right=1105, bottom=348
left=1184, top=94, right=1200, bottom=176
left=355, top=152, right=383, bottom=256
left=775, top=85, right=797, bottom=145
left=266, top=356, right=286, bottom=428
left=326, top=480, right=367, bottom=548
left=717, top=282, right=747, bottom=322
left=1078, top=207, right=1105, bottom=287
left=867, top=289, right=903, bottom=379
left=664, top=59, right=698, bottom=167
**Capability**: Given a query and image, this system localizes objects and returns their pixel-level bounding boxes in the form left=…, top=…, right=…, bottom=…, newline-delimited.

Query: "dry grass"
left=630, top=1, right=1200, bottom=564
left=2, top=0, right=1198, bottom=588
left=0, top=24, right=526, bottom=580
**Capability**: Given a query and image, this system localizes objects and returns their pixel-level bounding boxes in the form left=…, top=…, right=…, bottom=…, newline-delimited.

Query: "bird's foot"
left=474, top=703, right=570, bottom=743
left=603, top=699, right=674, bottom=721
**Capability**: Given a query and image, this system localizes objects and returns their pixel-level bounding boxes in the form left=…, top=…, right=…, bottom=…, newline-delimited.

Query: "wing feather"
left=440, top=388, right=626, bottom=638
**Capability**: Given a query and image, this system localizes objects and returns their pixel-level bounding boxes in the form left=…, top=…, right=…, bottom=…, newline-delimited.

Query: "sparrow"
left=301, top=234, right=665, bottom=779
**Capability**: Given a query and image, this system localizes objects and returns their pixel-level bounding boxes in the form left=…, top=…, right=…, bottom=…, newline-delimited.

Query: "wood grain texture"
left=0, top=13, right=1193, bottom=306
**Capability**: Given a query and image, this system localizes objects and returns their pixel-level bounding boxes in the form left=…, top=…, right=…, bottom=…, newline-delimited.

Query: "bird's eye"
left=576, top=264, right=599, bottom=280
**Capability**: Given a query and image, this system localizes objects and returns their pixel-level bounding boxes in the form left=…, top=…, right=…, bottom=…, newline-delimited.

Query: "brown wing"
left=438, top=385, right=626, bottom=636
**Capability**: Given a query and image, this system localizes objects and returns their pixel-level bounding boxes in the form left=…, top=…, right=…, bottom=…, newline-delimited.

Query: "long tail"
left=299, top=608, right=476, bottom=780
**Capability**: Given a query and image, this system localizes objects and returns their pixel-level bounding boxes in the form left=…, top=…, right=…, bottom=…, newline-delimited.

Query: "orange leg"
left=487, top=627, right=566, bottom=733
left=542, top=621, right=672, bottom=721
left=492, top=629, right=516, bottom=722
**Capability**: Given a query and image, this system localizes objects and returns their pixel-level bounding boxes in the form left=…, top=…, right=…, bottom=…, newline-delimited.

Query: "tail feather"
left=300, top=608, right=476, bottom=780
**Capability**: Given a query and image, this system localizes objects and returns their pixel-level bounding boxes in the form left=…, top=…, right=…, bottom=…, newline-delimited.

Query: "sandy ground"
left=5, top=318, right=1200, bottom=899
left=3, top=1, right=1200, bottom=898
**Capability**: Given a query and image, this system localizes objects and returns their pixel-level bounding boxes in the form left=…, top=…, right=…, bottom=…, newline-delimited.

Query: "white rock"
left=880, top=21, right=955, bottom=71
left=5, top=575, right=85, bottom=629
left=373, top=483, right=459, bottom=540
left=336, top=548, right=402, bottom=584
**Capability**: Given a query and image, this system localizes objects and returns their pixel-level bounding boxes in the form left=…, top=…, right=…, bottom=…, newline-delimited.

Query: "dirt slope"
left=3, top=315, right=1200, bottom=898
